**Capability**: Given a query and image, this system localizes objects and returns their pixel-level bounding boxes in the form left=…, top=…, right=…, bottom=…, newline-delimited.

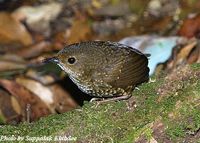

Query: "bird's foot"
left=96, top=95, right=132, bottom=104
left=90, top=97, right=104, bottom=102
left=90, top=94, right=131, bottom=104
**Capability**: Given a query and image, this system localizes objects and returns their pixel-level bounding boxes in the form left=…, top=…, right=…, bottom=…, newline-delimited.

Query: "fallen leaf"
left=0, top=12, right=32, bottom=46
left=178, top=14, right=200, bottom=38
left=0, top=79, right=51, bottom=122
left=91, top=0, right=102, bottom=9
left=0, top=61, right=25, bottom=72
left=92, top=19, right=126, bottom=36
left=13, top=2, right=62, bottom=34
left=15, top=41, right=51, bottom=59
left=16, top=76, right=78, bottom=113
left=187, top=45, right=200, bottom=64
left=147, top=0, right=178, bottom=17
left=15, top=77, right=55, bottom=113
left=0, top=89, right=22, bottom=124
left=0, top=55, right=27, bottom=78
left=0, top=54, right=25, bottom=62
left=52, top=29, right=70, bottom=50
left=92, top=2, right=130, bottom=17
left=67, top=19, right=92, bottom=44
left=0, top=54, right=26, bottom=72
left=176, top=40, right=197, bottom=64
left=25, top=70, right=55, bottom=85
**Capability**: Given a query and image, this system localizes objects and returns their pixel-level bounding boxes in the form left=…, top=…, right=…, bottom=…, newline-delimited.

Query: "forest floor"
left=1, top=63, right=199, bottom=143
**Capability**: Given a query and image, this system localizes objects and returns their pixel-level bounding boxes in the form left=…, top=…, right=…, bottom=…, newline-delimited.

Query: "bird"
left=44, top=41, right=149, bottom=102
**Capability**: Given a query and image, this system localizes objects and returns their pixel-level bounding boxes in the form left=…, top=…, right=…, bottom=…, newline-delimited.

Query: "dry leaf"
left=0, top=89, right=22, bottom=124
left=0, top=61, right=26, bottom=72
left=13, top=2, right=62, bottom=34
left=53, top=29, right=70, bottom=50
left=15, top=77, right=55, bottom=113
left=187, top=45, right=200, bottom=64
left=0, top=54, right=26, bottom=72
left=25, top=70, right=55, bottom=85
left=0, top=12, right=32, bottom=46
left=0, top=79, right=51, bottom=121
left=16, top=76, right=78, bottom=113
left=178, top=14, right=200, bottom=38
left=67, top=19, right=91, bottom=44
left=92, top=2, right=130, bottom=17
left=15, top=41, right=51, bottom=59
left=176, top=40, right=197, bottom=64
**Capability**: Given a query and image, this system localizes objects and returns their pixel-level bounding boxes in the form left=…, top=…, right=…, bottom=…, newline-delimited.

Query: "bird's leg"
left=90, top=97, right=104, bottom=102
left=96, top=94, right=132, bottom=104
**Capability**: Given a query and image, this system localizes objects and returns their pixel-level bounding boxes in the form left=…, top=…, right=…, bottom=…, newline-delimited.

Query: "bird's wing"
left=93, top=50, right=149, bottom=89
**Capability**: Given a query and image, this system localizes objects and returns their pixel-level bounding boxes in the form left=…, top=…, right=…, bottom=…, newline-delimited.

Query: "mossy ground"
left=0, top=64, right=199, bottom=143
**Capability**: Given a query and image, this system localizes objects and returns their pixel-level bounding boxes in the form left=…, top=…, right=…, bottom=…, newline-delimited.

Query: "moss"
left=0, top=116, right=5, bottom=124
left=191, top=63, right=200, bottom=70
left=0, top=64, right=199, bottom=142
left=167, top=125, right=185, bottom=139
left=164, top=73, right=200, bottom=141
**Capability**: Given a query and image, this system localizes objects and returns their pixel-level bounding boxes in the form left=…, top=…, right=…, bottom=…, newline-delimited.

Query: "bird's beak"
left=43, top=56, right=60, bottom=64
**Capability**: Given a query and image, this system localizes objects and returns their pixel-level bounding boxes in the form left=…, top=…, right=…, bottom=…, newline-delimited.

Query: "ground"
left=0, top=64, right=199, bottom=143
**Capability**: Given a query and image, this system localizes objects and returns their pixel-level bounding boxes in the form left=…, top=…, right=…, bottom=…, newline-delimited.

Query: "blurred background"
left=0, top=0, right=199, bottom=125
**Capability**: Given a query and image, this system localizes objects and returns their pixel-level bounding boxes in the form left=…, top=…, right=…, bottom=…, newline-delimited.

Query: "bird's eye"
left=68, top=57, right=76, bottom=64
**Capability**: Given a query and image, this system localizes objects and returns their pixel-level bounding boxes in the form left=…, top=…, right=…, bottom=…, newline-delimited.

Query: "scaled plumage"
left=46, top=41, right=149, bottom=99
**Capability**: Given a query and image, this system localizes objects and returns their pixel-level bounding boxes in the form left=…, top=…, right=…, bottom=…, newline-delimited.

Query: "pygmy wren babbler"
left=45, top=41, right=149, bottom=102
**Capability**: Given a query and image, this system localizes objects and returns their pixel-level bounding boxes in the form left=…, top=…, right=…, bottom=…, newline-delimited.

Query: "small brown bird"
left=45, top=41, right=149, bottom=102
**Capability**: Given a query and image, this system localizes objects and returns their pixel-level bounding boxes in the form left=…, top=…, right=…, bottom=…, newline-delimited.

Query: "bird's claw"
left=90, top=98, right=104, bottom=102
